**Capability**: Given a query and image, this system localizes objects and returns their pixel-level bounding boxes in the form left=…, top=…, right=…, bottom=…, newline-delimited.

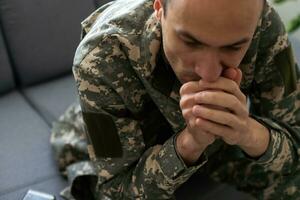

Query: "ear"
left=153, top=0, right=163, bottom=20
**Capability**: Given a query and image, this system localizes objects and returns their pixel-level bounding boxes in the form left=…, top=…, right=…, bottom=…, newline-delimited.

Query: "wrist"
left=240, top=117, right=270, bottom=158
left=175, top=128, right=208, bottom=166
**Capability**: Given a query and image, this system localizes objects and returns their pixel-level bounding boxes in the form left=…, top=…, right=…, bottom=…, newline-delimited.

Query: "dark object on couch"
left=0, top=0, right=299, bottom=199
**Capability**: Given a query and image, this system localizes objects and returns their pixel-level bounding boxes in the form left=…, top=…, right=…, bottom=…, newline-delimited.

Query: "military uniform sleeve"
left=248, top=6, right=300, bottom=175
left=72, top=36, right=207, bottom=200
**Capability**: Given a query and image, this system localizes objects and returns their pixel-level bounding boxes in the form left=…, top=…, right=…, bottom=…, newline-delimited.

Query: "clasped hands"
left=176, top=68, right=270, bottom=165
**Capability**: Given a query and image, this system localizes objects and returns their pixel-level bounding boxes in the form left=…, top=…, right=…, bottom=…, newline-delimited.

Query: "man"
left=51, top=0, right=300, bottom=199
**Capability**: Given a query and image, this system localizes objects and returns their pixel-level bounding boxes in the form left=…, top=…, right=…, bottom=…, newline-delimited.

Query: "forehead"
left=166, top=0, right=263, bottom=45
left=168, top=0, right=262, bottom=12
left=167, top=0, right=262, bottom=27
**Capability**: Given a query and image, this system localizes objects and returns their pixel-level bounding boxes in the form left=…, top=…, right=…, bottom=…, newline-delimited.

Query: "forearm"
left=244, top=115, right=299, bottom=174
left=175, top=128, right=208, bottom=166
left=95, top=134, right=206, bottom=199
left=239, top=117, right=270, bottom=158
left=201, top=117, right=299, bottom=198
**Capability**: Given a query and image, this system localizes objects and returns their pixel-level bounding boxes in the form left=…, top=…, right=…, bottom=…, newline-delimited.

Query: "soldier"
left=51, top=0, right=300, bottom=199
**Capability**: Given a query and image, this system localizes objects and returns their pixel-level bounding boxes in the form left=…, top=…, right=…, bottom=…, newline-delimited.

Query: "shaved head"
left=162, top=0, right=262, bottom=19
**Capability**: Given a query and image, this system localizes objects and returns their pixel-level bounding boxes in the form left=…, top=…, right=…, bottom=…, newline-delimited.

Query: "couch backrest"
left=0, top=26, right=15, bottom=95
left=0, top=0, right=95, bottom=87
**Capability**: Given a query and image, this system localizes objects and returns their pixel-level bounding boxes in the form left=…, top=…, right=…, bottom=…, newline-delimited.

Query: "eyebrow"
left=176, top=30, right=251, bottom=47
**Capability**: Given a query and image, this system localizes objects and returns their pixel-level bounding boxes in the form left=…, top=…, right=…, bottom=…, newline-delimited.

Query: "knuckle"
left=189, top=118, right=195, bottom=128
left=179, top=95, right=189, bottom=108
left=232, top=84, right=239, bottom=94
left=179, top=99, right=185, bottom=109
left=180, top=82, right=192, bottom=95
left=232, top=96, right=240, bottom=107
left=242, top=109, right=249, bottom=118
left=194, top=93, right=201, bottom=102
left=195, top=117, right=205, bottom=127
left=242, top=119, right=248, bottom=128
left=226, top=115, right=237, bottom=125
left=179, top=86, right=186, bottom=96
left=230, top=81, right=240, bottom=95
left=182, top=109, right=189, bottom=119
left=204, top=108, right=213, bottom=116
left=201, top=91, right=211, bottom=102
left=236, top=117, right=246, bottom=128
left=180, top=95, right=193, bottom=110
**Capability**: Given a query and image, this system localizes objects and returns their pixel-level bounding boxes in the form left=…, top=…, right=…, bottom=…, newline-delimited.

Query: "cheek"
left=164, top=46, right=178, bottom=66
left=221, top=50, right=248, bottom=68
left=165, top=48, right=195, bottom=73
left=179, top=52, right=195, bottom=67
left=162, top=30, right=191, bottom=65
left=164, top=41, right=185, bottom=64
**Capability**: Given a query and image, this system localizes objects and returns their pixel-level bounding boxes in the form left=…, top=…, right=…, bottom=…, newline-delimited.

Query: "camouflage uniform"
left=50, top=0, right=300, bottom=199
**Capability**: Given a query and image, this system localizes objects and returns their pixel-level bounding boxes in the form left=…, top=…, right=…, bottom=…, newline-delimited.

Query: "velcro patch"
left=82, top=112, right=123, bottom=158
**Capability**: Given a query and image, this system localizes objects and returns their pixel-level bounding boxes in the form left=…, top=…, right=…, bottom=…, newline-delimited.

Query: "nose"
left=194, top=50, right=223, bottom=82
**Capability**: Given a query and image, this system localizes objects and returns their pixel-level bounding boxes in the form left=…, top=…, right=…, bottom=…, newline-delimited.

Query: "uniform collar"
left=151, top=47, right=181, bottom=100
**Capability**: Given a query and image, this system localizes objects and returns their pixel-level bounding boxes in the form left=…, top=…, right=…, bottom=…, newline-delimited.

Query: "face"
left=154, top=0, right=263, bottom=83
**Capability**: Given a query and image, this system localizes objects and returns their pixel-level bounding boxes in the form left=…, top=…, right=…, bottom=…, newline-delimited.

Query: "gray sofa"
left=0, top=0, right=95, bottom=199
left=0, top=0, right=299, bottom=199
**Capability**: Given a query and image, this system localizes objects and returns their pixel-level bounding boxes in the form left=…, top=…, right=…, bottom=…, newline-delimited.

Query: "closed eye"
left=184, top=40, right=198, bottom=47
left=224, top=46, right=242, bottom=51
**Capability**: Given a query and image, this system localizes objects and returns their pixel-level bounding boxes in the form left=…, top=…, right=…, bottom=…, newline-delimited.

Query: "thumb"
left=234, top=68, right=243, bottom=86
left=222, top=68, right=243, bottom=86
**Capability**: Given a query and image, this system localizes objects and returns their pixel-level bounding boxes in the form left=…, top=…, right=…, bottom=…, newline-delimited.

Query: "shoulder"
left=73, top=0, right=155, bottom=67
left=259, top=1, right=288, bottom=52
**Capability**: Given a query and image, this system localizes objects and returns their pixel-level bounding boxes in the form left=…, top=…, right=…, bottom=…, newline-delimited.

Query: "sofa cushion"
left=0, top=176, right=67, bottom=200
left=23, top=75, right=78, bottom=125
left=0, top=92, right=66, bottom=197
left=0, top=27, right=14, bottom=95
left=0, top=0, right=95, bottom=86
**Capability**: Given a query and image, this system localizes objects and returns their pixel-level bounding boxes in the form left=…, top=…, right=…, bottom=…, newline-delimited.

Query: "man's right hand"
left=176, top=81, right=216, bottom=165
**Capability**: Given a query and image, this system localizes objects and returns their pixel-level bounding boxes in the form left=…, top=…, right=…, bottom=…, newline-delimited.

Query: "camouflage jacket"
left=71, top=0, right=300, bottom=199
